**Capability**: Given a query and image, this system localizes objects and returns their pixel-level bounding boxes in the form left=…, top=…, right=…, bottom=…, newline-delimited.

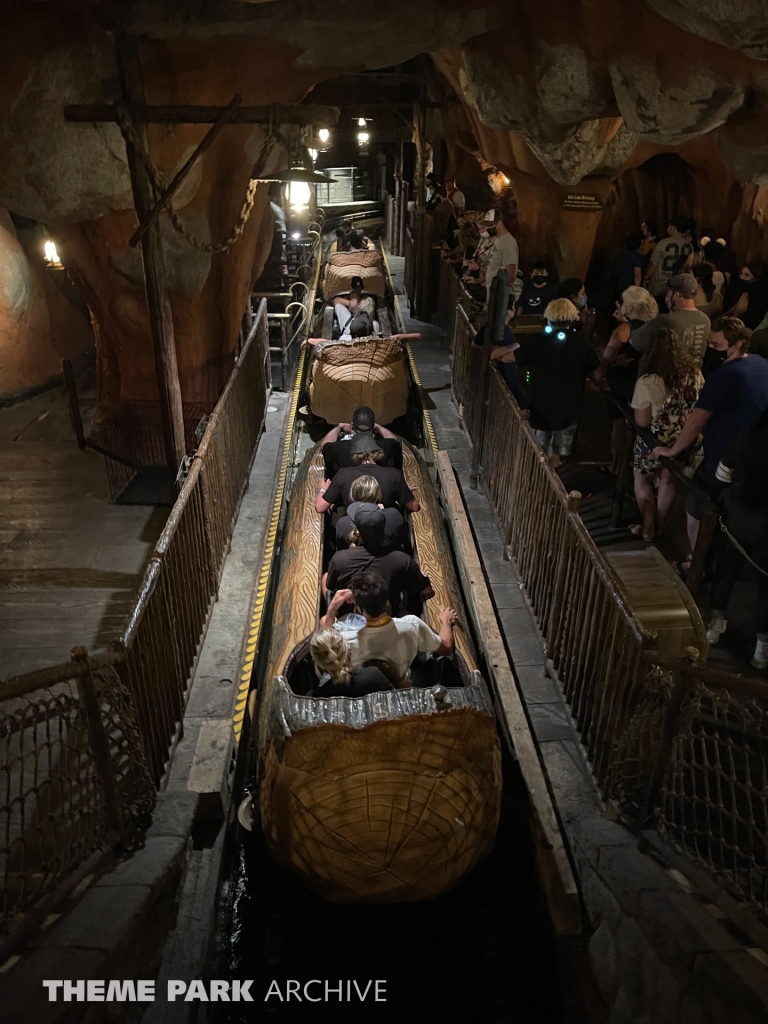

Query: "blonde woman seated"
left=630, top=327, right=703, bottom=542
left=309, top=626, right=398, bottom=698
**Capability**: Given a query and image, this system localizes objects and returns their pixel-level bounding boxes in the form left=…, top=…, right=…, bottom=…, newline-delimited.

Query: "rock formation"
left=2, top=0, right=768, bottom=414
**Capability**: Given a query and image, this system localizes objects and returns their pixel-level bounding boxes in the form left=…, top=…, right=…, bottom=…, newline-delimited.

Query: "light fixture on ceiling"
left=318, top=128, right=330, bottom=143
left=357, top=117, right=367, bottom=127
left=357, top=131, right=370, bottom=146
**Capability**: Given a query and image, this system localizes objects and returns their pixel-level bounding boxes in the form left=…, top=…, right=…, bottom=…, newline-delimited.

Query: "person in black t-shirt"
left=316, top=434, right=419, bottom=513
left=335, top=477, right=411, bottom=552
left=320, top=405, right=403, bottom=476
left=515, top=262, right=558, bottom=317
left=309, top=626, right=396, bottom=697
left=515, top=298, right=602, bottom=467
left=324, top=507, right=432, bottom=615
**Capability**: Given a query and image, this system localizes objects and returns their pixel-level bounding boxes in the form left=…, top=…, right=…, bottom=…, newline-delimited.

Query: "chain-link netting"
left=657, top=682, right=768, bottom=917
left=0, top=667, right=154, bottom=941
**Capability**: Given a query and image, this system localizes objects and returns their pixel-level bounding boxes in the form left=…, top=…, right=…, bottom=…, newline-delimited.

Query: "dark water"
left=216, top=750, right=570, bottom=1024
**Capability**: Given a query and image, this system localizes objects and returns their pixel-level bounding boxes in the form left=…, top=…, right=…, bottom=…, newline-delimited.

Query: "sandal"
left=629, top=524, right=654, bottom=542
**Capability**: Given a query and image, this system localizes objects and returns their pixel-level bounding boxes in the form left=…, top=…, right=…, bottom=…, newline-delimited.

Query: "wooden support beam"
left=436, top=450, right=582, bottom=936
left=116, top=35, right=186, bottom=484
left=64, top=103, right=340, bottom=126
left=128, top=93, right=241, bottom=248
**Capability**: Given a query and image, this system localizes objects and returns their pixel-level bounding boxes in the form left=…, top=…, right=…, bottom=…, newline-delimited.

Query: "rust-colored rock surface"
left=2, top=0, right=768, bottom=405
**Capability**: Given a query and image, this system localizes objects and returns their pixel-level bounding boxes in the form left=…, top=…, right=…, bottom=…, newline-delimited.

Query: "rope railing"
left=450, top=295, right=768, bottom=920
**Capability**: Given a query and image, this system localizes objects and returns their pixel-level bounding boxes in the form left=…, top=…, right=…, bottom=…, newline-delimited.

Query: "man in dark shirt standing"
left=653, top=316, right=768, bottom=556
left=515, top=298, right=602, bottom=468
left=324, top=507, right=432, bottom=615
left=320, top=405, right=402, bottom=475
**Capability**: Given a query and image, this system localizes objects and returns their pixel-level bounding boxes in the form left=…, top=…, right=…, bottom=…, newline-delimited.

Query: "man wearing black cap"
left=316, top=432, right=419, bottom=513
left=324, top=506, right=432, bottom=615
left=335, top=480, right=411, bottom=553
left=320, top=405, right=403, bottom=476
left=630, top=273, right=711, bottom=366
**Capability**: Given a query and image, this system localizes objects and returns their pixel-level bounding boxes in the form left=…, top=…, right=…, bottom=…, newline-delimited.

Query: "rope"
left=115, top=103, right=277, bottom=254
left=717, top=518, right=768, bottom=580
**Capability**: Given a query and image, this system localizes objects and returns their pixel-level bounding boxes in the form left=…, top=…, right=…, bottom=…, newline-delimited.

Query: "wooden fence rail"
left=450, top=291, right=768, bottom=918
left=0, top=300, right=271, bottom=942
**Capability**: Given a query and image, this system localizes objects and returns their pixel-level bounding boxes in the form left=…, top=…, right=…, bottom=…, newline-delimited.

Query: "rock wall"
left=3, top=0, right=768, bottom=408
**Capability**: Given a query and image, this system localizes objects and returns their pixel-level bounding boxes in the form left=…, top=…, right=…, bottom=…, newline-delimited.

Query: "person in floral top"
left=630, top=327, right=704, bottom=541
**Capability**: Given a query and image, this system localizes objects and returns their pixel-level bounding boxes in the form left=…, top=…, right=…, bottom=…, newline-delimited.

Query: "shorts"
left=684, top=463, right=720, bottom=520
left=534, top=424, right=578, bottom=457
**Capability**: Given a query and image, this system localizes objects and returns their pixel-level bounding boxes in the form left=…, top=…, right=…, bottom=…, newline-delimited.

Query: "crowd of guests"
left=431, top=183, right=768, bottom=670
left=302, top=405, right=458, bottom=698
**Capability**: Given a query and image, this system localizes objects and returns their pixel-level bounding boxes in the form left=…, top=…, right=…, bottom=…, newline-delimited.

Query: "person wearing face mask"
left=516, top=261, right=558, bottom=316
left=725, top=264, right=768, bottom=330
left=558, top=277, right=588, bottom=310
left=652, top=317, right=768, bottom=565
left=629, top=273, right=711, bottom=366
left=483, top=210, right=519, bottom=304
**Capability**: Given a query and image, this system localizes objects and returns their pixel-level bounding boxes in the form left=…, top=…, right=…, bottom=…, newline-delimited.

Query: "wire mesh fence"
left=0, top=653, right=154, bottom=948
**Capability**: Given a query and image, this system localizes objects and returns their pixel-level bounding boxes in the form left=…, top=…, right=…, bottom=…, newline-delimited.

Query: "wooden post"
left=116, top=34, right=186, bottom=486
left=686, top=508, right=718, bottom=601
left=62, top=359, right=86, bottom=450
left=471, top=270, right=510, bottom=489
left=642, top=658, right=693, bottom=824
left=71, top=647, right=124, bottom=834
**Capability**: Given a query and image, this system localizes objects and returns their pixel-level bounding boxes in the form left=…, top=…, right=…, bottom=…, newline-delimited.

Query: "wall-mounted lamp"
left=44, top=240, right=63, bottom=268
left=288, top=179, right=312, bottom=212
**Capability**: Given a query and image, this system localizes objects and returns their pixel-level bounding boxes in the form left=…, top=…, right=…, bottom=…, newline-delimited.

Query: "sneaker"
left=751, top=639, right=768, bottom=671
left=706, top=616, right=727, bottom=645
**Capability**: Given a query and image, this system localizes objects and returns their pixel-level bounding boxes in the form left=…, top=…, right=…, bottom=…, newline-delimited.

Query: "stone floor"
left=0, top=371, right=167, bottom=678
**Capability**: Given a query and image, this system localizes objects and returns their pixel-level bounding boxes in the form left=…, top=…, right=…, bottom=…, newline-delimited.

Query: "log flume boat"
left=239, top=239, right=502, bottom=904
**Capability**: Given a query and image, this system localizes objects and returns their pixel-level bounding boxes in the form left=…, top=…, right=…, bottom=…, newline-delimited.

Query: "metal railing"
left=450, top=296, right=768, bottom=920
left=0, top=301, right=271, bottom=944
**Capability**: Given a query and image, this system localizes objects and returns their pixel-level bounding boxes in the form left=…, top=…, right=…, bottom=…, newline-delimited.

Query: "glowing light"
left=318, top=128, right=330, bottom=143
left=308, top=148, right=318, bottom=161
left=291, top=231, right=301, bottom=240
left=358, top=117, right=367, bottom=127
left=357, top=131, right=370, bottom=145
left=288, top=180, right=311, bottom=211
left=501, top=174, right=510, bottom=185
left=44, top=240, right=61, bottom=266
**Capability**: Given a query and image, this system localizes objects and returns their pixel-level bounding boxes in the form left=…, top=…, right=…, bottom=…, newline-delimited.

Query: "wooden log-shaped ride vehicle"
left=308, top=335, right=410, bottom=426
left=322, top=247, right=386, bottom=299
left=254, top=441, right=502, bottom=903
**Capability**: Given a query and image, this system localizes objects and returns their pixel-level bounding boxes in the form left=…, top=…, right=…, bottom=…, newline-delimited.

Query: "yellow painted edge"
left=232, top=274, right=315, bottom=742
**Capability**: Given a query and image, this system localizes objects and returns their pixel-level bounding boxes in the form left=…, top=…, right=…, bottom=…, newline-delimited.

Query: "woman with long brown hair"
left=630, top=327, right=704, bottom=541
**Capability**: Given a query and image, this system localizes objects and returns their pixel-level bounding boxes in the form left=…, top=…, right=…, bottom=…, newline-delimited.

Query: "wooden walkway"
left=0, top=380, right=166, bottom=678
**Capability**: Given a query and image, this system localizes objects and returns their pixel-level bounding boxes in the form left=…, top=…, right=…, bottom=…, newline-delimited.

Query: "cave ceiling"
left=2, top=0, right=768, bottom=219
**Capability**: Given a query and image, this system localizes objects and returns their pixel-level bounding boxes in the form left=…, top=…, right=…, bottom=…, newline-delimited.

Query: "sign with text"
left=562, top=192, right=603, bottom=212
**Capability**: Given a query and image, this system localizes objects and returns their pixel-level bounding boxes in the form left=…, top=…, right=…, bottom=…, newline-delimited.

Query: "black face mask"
left=532, top=275, right=549, bottom=285
left=487, top=226, right=498, bottom=237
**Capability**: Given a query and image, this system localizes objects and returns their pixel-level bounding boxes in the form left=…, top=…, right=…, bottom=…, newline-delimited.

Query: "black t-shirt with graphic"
left=515, top=329, right=600, bottom=431
left=516, top=281, right=558, bottom=316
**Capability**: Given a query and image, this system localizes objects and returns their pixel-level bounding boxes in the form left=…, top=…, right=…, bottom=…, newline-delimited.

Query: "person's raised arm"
left=315, top=478, right=333, bottom=514
left=319, top=589, right=354, bottom=629
left=318, top=424, right=343, bottom=447
left=652, top=406, right=712, bottom=459
left=434, top=607, right=458, bottom=657
left=374, top=423, right=397, bottom=440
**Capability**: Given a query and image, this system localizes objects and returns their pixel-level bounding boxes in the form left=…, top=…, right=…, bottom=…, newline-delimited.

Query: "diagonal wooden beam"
left=64, top=103, right=340, bottom=126
left=128, top=93, right=241, bottom=248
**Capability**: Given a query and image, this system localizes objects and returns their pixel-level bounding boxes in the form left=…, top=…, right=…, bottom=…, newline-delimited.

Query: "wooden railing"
left=451, top=298, right=768, bottom=918
left=0, top=302, right=271, bottom=944
left=116, top=301, right=270, bottom=782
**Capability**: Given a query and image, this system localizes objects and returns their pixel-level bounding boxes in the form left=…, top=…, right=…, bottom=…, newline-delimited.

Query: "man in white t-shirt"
left=321, top=571, right=457, bottom=677
left=484, top=210, right=519, bottom=302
